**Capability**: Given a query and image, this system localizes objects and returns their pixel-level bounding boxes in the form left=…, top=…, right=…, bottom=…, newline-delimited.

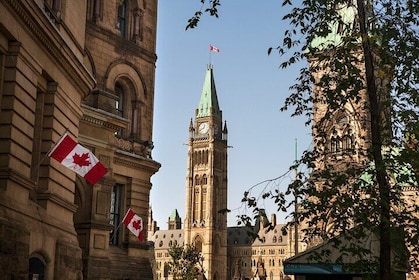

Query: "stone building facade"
left=149, top=209, right=295, bottom=280
left=0, top=0, right=160, bottom=279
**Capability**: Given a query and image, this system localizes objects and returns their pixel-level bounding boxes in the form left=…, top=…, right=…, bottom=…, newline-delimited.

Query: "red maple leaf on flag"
left=132, top=219, right=142, bottom=230
left=73, top=153, right=91, bottom=167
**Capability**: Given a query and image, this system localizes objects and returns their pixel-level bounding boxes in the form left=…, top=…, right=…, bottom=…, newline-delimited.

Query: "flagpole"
left=209, top=45, right=212, bottom=66
left=294, top=138, right=298, bottom=255
left=110, top=208, right=131, bottom=241
left=31, top=128, right=69, bottom=184
left=109, top=221, right=124, bottom=242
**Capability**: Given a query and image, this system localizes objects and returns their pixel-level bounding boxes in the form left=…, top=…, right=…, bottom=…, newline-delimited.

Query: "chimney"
left=271, top=214, right=277, bottom=226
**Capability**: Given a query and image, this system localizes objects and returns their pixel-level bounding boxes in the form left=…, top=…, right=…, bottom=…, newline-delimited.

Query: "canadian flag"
left=48, top=133, right=108, bottom=185
left=122, top=208, right=144, bottom=241
left=210, top=45, right=220, bottom=52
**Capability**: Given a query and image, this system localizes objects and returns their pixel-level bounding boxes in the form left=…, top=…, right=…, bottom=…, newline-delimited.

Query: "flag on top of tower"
left=122, top=208, right=144, bottom=241
left=48, top=133, right=108, bottom=185
left=210, top=45, right=220, bottom=52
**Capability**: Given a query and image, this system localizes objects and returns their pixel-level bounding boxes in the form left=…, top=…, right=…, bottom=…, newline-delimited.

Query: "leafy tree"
left=167, top=243, right=204, bottom=280
left=188, top=1, right=419, bottom=279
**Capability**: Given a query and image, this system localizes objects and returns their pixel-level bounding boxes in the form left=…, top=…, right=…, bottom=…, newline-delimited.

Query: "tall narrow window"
left=114, top=82, right=124, bottom=117
left=330, top=137, right=339, bottom=153
left=110, top=184, right=123, bottom=245
left=117, top=0, right=127, bottom=38
left=31, top=89, right=46, bottom=190
left=343, top=129, right=354, bottom=150
left=193, top=188, right=199, bottom=223
left=201, top=187, right=207, bottom=221
left=114, top=82, right=125, bottom=137
left=194, top=236, right=203, bottom=252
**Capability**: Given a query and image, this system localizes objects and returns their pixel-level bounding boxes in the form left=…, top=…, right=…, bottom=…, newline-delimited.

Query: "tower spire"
left=196, top=65, right=222, bottom=119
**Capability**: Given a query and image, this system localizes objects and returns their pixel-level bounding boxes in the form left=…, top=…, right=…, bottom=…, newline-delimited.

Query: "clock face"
left=198, top=122, right=209, bottom=134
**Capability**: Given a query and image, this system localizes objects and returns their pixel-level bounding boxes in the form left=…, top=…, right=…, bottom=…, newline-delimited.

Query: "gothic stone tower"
left=184, top=65, right=228, bottom=280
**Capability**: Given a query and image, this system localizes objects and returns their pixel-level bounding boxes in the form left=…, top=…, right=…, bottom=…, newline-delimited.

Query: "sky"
left=150, top=0, right=312, bottom=229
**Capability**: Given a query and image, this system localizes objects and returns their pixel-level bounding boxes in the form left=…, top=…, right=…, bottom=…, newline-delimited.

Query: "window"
left=193, top=188, right=199, bottom=222
left=330, top=136, right=340, bottom=153
left=194, top=236, right=203, bottom=252
left=202, top=187, right=207, bottom=220
left=114, top=82, right=124, bottom=117
left=29, top=255, right=45, bottom=280
left=114, top=82, right=125, bottom=137
left=202, top=174, right=208, bottom=185
left=117, top=0, right=127, bottom=38
left=44, top=0, right=61, bottom=22
left=328, top=113, right=355, bottom=154
left=110, top=184, right=123, bottom=245
left=343, top=129, right=354, bottom=150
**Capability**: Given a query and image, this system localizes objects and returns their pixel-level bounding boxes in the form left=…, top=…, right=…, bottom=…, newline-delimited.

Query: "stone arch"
left=104, top=60, right=147, bottom=100
left=84, top=47, right=96, bottom=78
left=29, top=251, right=50, bottom=279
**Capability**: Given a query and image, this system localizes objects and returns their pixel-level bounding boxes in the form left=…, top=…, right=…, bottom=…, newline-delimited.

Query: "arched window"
left=328, top=112, right=353, bottom=154
left=330, top=136, right=340, bottom=153
left=194, top=236, right=203, bottom=252
left=29, top=255, right=46, bottom=280
left=343, top=129, right=354, bottom=150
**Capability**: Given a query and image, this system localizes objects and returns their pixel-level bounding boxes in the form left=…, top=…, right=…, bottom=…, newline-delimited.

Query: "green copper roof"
left=196, top=65, right=222, bottom=119
left=310, top=4, right=358, bottom=50
left=310, top=2, right=379, bottom=51
left=169, top=209, right=181, bottom=221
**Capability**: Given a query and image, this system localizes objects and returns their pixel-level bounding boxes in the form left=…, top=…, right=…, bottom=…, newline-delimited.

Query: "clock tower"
left=184, top=65, right=228, bottom=280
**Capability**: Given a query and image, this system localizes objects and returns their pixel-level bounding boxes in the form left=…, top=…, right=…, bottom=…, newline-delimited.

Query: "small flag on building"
left=122, top=208, right=144, bottom=241
left=48, top=133, right=108, bottom=185
left=210, top=45, right=220, bottom=52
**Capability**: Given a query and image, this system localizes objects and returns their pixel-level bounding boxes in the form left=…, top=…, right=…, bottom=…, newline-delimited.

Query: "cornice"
left=81, top=104, right=129, bottom=131
left=114, top=153, right=161, bottom=175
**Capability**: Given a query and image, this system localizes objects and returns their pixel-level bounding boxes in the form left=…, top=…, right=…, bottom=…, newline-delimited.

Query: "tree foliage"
left=167, top=243, right=204, bottom=280
left=189, top=0, right=419, bottom=279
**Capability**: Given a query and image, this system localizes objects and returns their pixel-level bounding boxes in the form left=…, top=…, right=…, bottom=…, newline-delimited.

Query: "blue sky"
left=150, top=0, right=312, bottom=228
